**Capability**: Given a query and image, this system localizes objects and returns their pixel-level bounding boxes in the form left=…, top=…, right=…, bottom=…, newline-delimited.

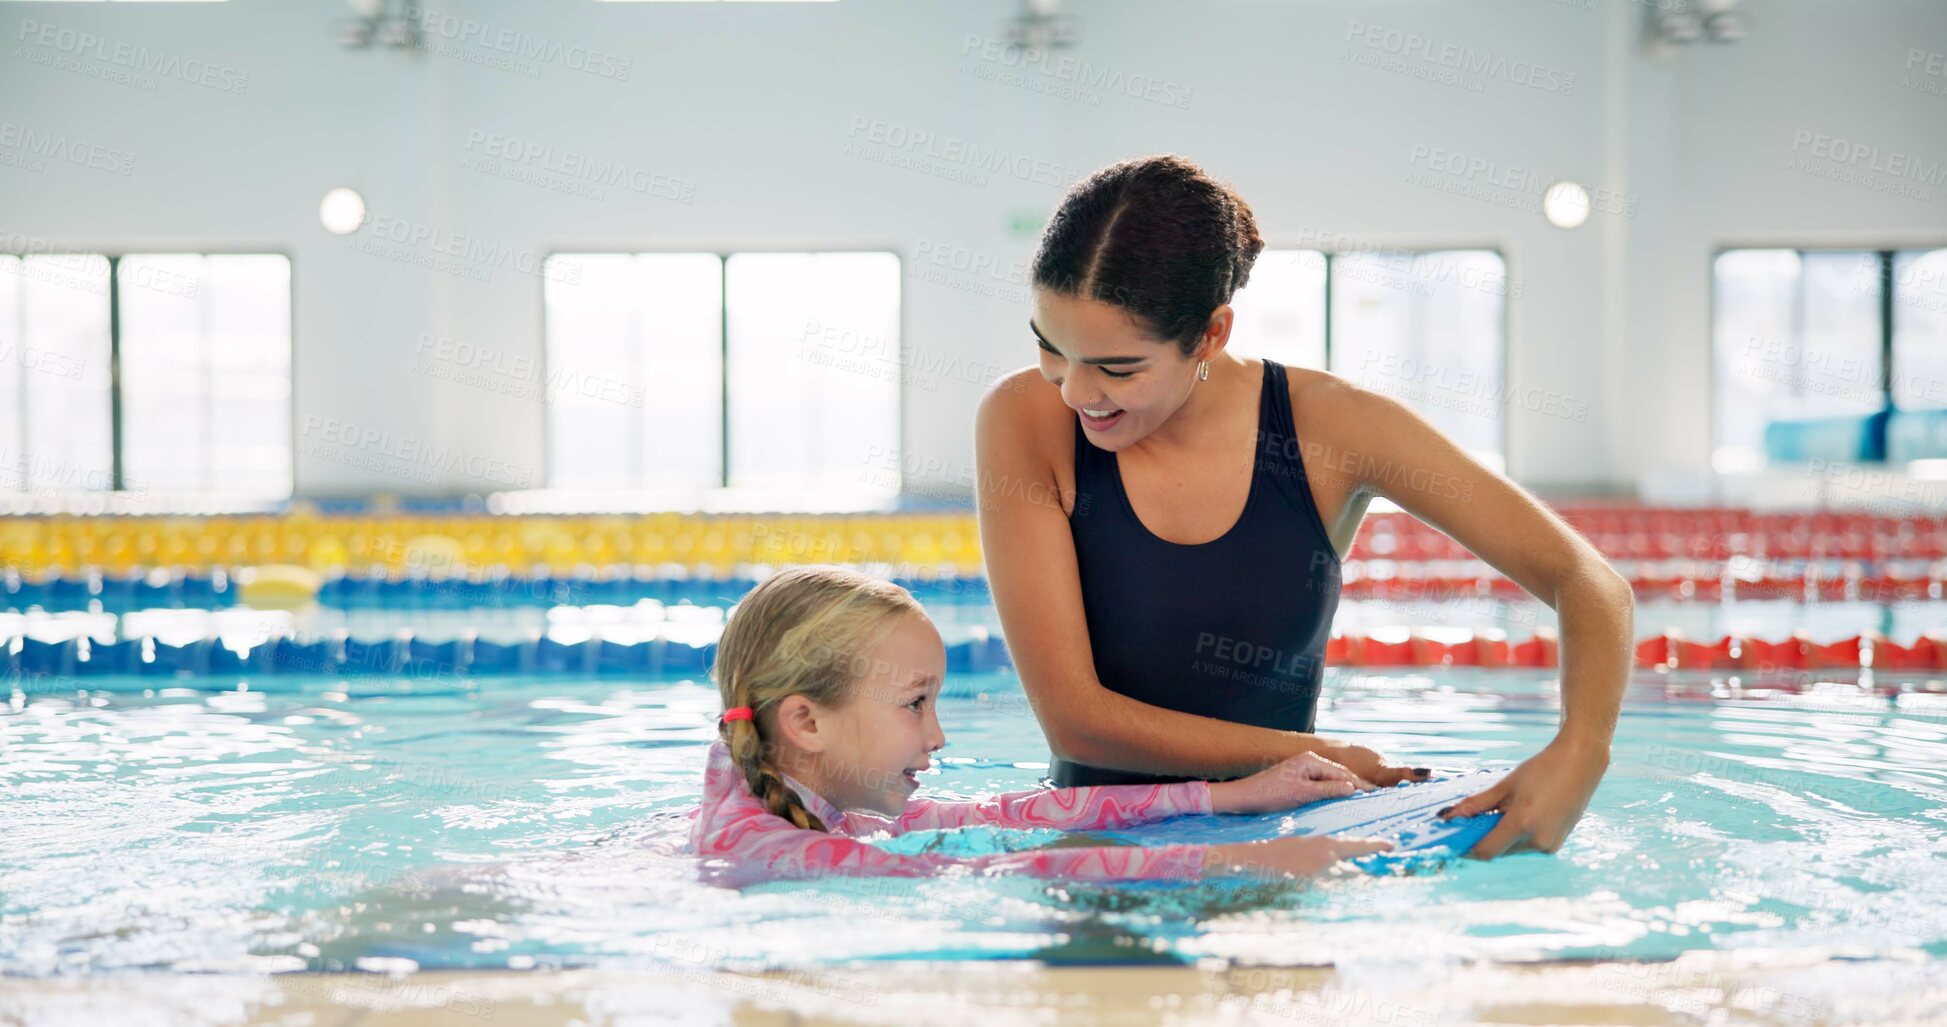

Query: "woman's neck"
left=1140, top=352, right=1253, bottom=455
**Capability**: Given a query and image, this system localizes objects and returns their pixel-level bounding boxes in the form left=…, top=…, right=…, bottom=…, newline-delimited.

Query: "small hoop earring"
left=1197, top=360, right=1209, bottom=381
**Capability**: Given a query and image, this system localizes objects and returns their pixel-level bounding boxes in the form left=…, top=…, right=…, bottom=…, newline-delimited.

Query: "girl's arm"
left=697, top=808, right=1210, bottom=884
left=844, top=780, right=1213, bottom=835
left=841, top=750, right=1372, bottom=836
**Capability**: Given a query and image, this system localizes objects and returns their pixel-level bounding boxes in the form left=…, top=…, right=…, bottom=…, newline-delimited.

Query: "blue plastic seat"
left=533, top=636, right=587, bottom=674
left=376, top=577, right=420, bottom=609
left=406, top=637, right=464, bottom=674
left=97, top=574, right=140, bottom=612
left=78, top=637, right=139, bottom=675
left=663, top=640, right=713, bottom=674
left=20, top=637, right=79, bottom=676
left=178, top=575, right=218, bottom=609
left=133, top=577, right=177, bottom=609
left=146, top=639, right=211, bottom=676
left=4, top=577, right=44, bottom=611
left=342, top=636, right=403, bottom=675
left=270, top=637, right=340, bottom=674
left=469, top=637, right=529, bottom=674
left=207, top=642, right=255, bottom=675
left=47, top=575, right=95, bottom=611
left=596, top=639, right=650, bottom=675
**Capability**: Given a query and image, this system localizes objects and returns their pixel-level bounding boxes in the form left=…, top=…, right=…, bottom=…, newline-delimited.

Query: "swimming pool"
left=6, top=599, right=1944, bottom=993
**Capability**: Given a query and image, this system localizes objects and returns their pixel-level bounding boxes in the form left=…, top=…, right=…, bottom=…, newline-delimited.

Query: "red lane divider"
left=1336, top=570, right=1944, bottom=603
left=1329, top=630, right=1944, bottom=672
left=1346, top=507, right=1947, bottom=563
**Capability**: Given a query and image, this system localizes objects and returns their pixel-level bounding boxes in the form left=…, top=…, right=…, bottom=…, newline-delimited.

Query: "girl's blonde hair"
left=710, top=564, right=924, bottom=832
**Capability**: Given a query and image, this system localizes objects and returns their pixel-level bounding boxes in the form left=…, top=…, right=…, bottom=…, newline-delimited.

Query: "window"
left=1231, top=248, right=1509, bottom=469
left=1713, top=247, right=1947, bottom=469
left=1331, top=250, right=1509, bottom=471
left=0, top=251, right=291, bottom=498
left=545, top=253, right=722, bottom=491
left=120, top=255, right=292, bottom=495
left=1892, top=249, right=1947, bottom=411
left=544, top=251, right=901, bottom=498
left=1228, top=250, right=1327, bottom=372
left=0, top=255, right=113, bottom=494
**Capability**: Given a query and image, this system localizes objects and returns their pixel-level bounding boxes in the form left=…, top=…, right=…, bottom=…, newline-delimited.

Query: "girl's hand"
left=1207, top=751, right=1378, bottom=815
left=1202, top=835, right=1393, bottom=878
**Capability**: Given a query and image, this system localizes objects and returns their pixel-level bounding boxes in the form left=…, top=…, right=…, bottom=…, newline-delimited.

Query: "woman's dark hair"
left=1031, top=154, right=1264, bottom=356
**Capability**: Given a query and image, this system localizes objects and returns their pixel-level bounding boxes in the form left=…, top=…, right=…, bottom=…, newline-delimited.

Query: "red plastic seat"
left=1738, top=635, right=1808, bottom=671
left=1673, top=635, right=1737, bottom=670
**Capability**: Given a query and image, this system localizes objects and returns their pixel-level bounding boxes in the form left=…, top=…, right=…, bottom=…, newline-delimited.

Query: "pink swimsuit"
left=687, top=740, right=1214, bottom=884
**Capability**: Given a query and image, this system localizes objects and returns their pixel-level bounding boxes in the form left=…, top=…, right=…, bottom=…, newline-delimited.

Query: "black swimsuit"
left=1056, top=358, right=1343, bottom=787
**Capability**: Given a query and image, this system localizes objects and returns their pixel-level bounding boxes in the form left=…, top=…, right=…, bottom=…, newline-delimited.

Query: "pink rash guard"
left=686, top=739, right=1215, bottom=884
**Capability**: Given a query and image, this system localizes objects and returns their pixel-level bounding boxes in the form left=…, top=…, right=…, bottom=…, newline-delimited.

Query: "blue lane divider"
left=1, top=631, right=1015, bottom=681
left=4, top=571, right=237, bottom=614
left=3, top=571, right=993, bottom=613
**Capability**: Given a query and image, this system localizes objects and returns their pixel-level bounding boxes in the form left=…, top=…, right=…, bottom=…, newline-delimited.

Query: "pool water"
left=4, top=635, right=1946, bottom=977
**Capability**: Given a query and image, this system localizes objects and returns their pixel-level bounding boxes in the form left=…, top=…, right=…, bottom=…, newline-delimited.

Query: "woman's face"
left=1031, top=289, right=1200, bottom=452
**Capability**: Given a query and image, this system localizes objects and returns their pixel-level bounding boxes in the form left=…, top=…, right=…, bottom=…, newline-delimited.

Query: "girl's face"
left=793, top=611, right=947, bottom=817
left=1032, top=288, right=1203, bottom=452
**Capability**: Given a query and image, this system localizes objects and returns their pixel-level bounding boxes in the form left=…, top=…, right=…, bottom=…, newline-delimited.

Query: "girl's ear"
left=774, top=694, right=826, bottom=755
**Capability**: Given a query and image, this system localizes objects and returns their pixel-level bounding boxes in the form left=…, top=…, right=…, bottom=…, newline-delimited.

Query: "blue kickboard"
left=1103, top=768, right=1514, bottom=872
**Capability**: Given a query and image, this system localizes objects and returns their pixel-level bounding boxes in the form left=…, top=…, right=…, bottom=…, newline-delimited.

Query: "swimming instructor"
left=973, top=154, right=1635, bottom=859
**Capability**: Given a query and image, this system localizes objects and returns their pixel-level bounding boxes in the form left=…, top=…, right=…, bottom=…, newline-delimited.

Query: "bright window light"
left=726, top=252, right=900, bottom=493
left=1331, top=250, right=1510, bottom=466
left=1713, top=248, right=1883, bottom=466
left=0, top=255, right=113, bottom=494
left=119, top=254, right=293, bottom=497
left=545, top=253, right=724, bottom=491
left=1228, top=250, right=1327, bottom=371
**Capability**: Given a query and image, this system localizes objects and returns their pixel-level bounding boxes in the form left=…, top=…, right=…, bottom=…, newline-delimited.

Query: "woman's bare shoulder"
left=978, top=366, right=1070, bottom=457
left=1283, top=364, right=1363, bottom=439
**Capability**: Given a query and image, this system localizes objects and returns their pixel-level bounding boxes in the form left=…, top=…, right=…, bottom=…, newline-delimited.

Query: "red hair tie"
left=719, top=706, right=754, bottom=726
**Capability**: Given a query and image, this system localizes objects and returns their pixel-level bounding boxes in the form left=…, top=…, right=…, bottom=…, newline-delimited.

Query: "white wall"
left=3, top=0, right=1943, bottom=502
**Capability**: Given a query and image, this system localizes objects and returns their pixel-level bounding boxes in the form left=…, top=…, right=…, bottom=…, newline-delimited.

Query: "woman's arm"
left=1301, top=379, right=1633, bottom=857
left=972, top=370, right=1423, bottom=785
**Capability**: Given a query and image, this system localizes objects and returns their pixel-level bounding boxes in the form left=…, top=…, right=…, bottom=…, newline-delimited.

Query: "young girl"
left=688, top=565, right=1391, bottom=884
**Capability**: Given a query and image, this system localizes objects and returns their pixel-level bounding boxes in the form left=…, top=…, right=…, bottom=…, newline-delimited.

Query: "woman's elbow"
left=1595, top=565, right=1635, bottom=613
left=1011, top=672, right=1121, bottom=764
left=1036, top=704, right=1113, bottom=766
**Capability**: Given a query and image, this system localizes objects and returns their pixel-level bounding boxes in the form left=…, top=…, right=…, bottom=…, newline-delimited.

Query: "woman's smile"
left=1077, top=406, right=1126, bottom=431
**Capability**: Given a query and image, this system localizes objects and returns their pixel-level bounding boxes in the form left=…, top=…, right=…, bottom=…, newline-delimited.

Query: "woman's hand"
left=1307, top=742, right=1432, bottom=788
left=1208, top=752, right=1378, bottom=815
left=1437, top=735, right=1609, bottom=858
left=1201, top=835, right=1393, bottom=878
